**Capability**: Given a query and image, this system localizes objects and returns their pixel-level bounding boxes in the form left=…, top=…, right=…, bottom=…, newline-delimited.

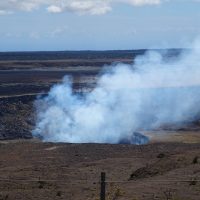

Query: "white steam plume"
left=33, top=40, right=200, bottom=143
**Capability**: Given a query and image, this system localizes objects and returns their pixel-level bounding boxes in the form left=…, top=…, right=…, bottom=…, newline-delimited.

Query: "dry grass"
left=144, top=130, right=200, bottom=144
left=0, top=141, right=200, bottom=199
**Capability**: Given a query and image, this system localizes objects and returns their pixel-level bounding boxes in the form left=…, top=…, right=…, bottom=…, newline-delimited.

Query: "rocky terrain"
left=0, top=95, right=35, bottom=140
left=0, top=141, right=200, bottom=200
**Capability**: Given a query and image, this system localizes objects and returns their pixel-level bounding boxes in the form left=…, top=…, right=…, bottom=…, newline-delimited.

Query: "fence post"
left=100, top=172, right=106, bottom=200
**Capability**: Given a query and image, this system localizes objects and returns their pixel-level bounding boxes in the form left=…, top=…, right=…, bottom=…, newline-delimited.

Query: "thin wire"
left=0, top=179, right=199, bottom=183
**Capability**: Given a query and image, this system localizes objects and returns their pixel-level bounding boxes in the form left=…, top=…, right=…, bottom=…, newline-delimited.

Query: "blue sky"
left=0, top=0, right=200, bottom=51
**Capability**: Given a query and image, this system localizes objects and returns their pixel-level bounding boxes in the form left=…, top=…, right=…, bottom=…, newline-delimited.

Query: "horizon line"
left=0, top=48, right=189, bottom=54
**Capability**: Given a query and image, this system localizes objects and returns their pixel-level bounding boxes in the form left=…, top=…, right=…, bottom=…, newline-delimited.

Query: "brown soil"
left=0, top=141, right=200, bottom=200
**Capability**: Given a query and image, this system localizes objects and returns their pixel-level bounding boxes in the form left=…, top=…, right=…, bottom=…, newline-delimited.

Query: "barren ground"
left=1, top=50, right=200, bottom=199
left=0, top=141, right=200, bottom=200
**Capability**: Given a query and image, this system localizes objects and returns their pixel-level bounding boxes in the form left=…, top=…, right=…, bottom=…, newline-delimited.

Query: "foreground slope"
left=0, top=141, right=200, bottom=200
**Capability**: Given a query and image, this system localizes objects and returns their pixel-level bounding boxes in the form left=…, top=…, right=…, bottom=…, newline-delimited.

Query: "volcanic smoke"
left=33, top=40, right=200, bottom=144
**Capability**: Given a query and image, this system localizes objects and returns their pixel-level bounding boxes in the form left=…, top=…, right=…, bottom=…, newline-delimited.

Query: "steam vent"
left=119, top=132, right=149, bottom=145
